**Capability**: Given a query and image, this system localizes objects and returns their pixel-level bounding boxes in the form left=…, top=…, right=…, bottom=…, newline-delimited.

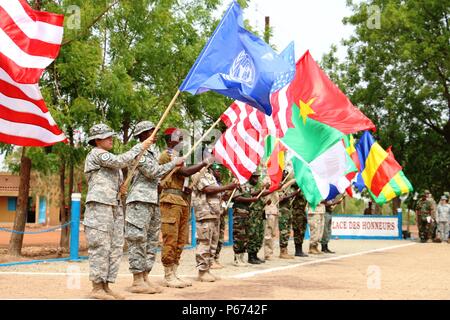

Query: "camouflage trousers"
left=279, top=207, right=292, bottom=248
left=160, top=203, right=190, bottom=267
left=264, top=214, right=278, bottom=257
left=233, top=207, right=249, bottom=254
left=248, top=209, right=264, bottom=255
left=84, top=202, right=124, bottom=283
left=195, top=218, right=220, bottom=271
left=308, top=213, right=324, bottom=246
left=417, top=214, right=433, bottom=241
left=437, top=221, right=449, bottom=241
left=292, top=209, right=308, bottom=245
left=214, top=212, right=226, bottom=260
left=125, top=202, right=160, bottom=274
left=320, top=212, right=333, bottom=245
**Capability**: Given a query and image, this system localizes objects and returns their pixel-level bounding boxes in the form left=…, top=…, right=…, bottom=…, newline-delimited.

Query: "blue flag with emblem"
left=179, top=1, right=292, bottom=116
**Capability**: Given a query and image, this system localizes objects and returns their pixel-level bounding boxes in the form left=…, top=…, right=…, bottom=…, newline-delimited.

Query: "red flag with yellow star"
left=280, top=51, right=376, bottom=163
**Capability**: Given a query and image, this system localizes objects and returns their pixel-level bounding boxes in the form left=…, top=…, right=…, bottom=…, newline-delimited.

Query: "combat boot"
left=162, top=266, right=186, bottom=288
left=143, top=271, right=163, bottom=293
left=309, top=244, right=322, bottom=255
left=321, top=244, right=335, bottom=254
left=279, top=247, right=295, bottom=259
left=198, top=270, right=215, bottom=282
left=103, top=282, right=125, bottom=300
left=210, top=259, right=224, bottom=269
left=173, top=264, right=192, bottom=287
left=129, top=272, right=158, bottom=294
left=248, top=252, right=262, bottom=264
left=264, top=254, right=274, bottom=261
left=295, top=243, right=308, bottom=257
left=89, top=281, right=115, bottom=300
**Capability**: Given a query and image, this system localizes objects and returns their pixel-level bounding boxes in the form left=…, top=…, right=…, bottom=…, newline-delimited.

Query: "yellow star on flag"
left=299, top=98, right=316, bottom=124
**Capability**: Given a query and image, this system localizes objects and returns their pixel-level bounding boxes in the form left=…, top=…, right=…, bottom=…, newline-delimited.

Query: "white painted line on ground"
left=230, top=242, right=417, bottom=279
left=0, top=242, right=417, bottom=279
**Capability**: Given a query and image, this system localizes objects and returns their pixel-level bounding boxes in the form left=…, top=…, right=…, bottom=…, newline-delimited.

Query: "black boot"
left=295, top=243, right=308, bottom=257
left=248, top=252, right=262, bottom=264
left=321, top=243, right=335, bottom=254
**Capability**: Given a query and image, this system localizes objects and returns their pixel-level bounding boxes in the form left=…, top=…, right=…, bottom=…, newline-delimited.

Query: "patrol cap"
left=441, top=195, right=448, bottom=200
left=133, top=121, right=155, bottom=137
left=87, top=123, right=115, bottom=146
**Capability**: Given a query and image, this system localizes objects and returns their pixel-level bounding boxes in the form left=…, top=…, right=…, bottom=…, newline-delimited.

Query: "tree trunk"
left=264, top=16, right=271, bottom=44
left=8, top=148, right=32, bottom=256
left=59, top=159, right=68, bottom=249
left=34, top=0, right=42, bottom=11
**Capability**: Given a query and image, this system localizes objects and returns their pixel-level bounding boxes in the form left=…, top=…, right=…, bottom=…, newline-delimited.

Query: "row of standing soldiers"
left=82, top=122, right=340, bottom=300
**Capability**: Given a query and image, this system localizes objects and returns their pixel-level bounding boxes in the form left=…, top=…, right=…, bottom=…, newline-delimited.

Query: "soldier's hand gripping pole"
left=226, top=187, right=238, bottom=209
left=119, top=90, right=181, bottom=197
left=250, top=188, right=267, bottom=208
left=159, top=117, right=222, bottom=185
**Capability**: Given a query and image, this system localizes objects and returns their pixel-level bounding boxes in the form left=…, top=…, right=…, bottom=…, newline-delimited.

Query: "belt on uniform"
left=162, top=188, right=187, bottom=198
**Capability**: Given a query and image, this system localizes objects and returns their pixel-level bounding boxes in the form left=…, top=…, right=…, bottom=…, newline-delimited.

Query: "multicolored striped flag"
left=355, top=131, right=413, bottom=205
left=0, top=0, right=66, bottom=146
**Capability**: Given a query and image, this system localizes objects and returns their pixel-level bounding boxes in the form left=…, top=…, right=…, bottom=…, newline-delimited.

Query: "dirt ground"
left=1, top=237, right=449, bottom=300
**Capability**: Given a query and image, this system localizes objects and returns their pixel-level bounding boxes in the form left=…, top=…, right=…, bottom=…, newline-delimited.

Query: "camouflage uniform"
left=83, top=125, right=142, bottom=284
left=159, top=149, right=190, bottom=268
left=125, top=140, right=176, bottom=274
left=291, top=191, right=308, bottom=246
left=232, top=184, right=252, bottom=254
left=191, top=169, right=222, bottom=271
left=415, top=197, right=434, bottom=241
left=214, top=209, right=226, bottom=260
left=321, top=202, right=336, bottom=246
left=307, top=203, right=326, bottom=247
left=436, top=199, right=450, bottom=242
left=278, top=187, right=294, bottom=249
left=263, top=190, right=279, bottom=258
left=247, top=184, right=265, bottom=256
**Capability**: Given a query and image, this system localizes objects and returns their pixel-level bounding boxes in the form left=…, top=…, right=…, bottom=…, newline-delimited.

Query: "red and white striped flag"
left=0, top=0, right=66, bottom=146
left=213, top=87, right=294, bottom=184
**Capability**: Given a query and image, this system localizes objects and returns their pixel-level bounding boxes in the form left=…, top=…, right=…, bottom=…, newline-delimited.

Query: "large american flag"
left=0, top=0, right=66, bottom=146
left=212, top=43, right=296, bottom=184
left=213, top=85, right=295, bottom=183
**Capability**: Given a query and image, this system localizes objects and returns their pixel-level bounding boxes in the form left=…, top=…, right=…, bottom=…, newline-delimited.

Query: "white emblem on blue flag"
left=227, top=50, right=255, bottom=87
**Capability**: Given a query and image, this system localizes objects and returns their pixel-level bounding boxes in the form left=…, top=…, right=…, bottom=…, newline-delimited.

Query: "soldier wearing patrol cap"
left=191, top=162, right=238, bottom=282
left=232, top=168, right=273, bottom=265
left=158, top=128, right=213, bottom=288
left=83, top=123, right=153, bottom=300
left=124, top=121, right=183, bottom=294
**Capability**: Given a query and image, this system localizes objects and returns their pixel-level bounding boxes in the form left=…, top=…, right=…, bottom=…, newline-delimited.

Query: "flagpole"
left=226, top=187, right=238, bottom=208
left=119, top=90, right=180, bottom=196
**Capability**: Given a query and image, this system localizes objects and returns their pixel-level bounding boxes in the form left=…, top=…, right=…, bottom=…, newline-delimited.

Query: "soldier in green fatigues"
left=291, top=186, right=309, bottom=257
left=232, top=170, right=272, bottom=265
left=278, top=178, right=301, bottom=259
left=415, top=191, right=435, bottom=242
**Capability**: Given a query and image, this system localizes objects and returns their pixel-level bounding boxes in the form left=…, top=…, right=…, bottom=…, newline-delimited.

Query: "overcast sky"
left=0, top=0, right=356, bottom=171
left=242, top=0, right=355, bottom=60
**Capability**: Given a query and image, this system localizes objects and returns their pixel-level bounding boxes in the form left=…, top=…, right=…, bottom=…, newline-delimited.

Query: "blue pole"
left=191, top=207, right=196, bottom=247
left=69, top=193, right=81, bottom=261
left=225, top=208, right=233, bottom=246
left=397, top=208, right=403, bottom=240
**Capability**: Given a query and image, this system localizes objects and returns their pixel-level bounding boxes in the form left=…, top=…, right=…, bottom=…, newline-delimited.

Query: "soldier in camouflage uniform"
left=262, top=176, right=279, bottom=261
left=307, top=201, right=326, bottom=254
left=83, top=123, right=152, bottom=300
left=159, top=128, right=212, bottom=288
left=290, top=186, right=309, bottom=257
left=278, top=183, right=300, bottom=259
left=191, top=163, right=238, bottom=282
left=321, top=196, right=344, bottom=254
left=125, top=121, right=183, bottom=294
left=233, top=170, right=271, bottom=265
left=415, top=191, right=435, bottom=242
